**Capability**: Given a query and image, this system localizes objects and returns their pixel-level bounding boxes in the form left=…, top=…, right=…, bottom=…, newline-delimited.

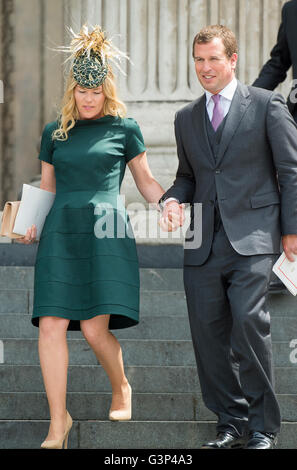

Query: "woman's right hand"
left=14, top=224, right=37, bottom=244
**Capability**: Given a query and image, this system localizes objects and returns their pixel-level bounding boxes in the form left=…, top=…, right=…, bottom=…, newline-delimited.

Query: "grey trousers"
left=183, top=222, right=281, bottom=436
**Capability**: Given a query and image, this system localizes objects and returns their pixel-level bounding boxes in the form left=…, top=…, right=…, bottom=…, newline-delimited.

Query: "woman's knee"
left=80, top=315, right=110, bottom=344
left=39, top=316, right=70, bottom=338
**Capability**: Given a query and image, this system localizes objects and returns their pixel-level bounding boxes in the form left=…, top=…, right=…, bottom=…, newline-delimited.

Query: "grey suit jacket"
left=161, top=81, right=297, bottom=266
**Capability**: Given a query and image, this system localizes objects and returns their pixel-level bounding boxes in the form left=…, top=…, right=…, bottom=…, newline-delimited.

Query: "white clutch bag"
left=12, top=183, right=56, bottom=241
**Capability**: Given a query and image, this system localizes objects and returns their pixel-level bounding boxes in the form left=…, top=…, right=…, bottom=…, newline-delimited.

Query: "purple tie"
left=211, top=94, right=224, bottom=131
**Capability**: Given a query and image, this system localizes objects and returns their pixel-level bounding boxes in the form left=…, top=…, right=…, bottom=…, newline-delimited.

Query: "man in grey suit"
left=159, top=25, right=297, bottom=449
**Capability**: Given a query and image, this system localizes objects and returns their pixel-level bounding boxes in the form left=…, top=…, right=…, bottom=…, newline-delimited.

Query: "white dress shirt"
left=162, top=77, right=238, bottom=209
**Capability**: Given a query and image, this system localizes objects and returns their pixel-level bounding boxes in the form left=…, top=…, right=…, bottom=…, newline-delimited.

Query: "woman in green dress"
left=16, top=25, right=181, bottom=449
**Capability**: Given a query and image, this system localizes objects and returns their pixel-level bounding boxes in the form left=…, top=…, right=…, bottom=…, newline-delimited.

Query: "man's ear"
left=231, top=53, right=238, bottom=70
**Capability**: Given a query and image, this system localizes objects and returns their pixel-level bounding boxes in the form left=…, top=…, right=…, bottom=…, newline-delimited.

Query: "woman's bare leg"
left=38, top=316, right=70, bottom=440
left=80, top=315, right=130, bottom=411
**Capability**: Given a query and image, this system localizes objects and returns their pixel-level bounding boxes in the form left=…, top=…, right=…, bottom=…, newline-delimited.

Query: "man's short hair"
left=192, top=25, right=238, bottom=59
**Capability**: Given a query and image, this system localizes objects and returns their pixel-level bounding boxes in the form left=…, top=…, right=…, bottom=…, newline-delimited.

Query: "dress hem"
left=31, top=309, right=139, bottom=330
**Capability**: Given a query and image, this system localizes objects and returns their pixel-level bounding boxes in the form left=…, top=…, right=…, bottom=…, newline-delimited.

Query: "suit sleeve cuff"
left=158, top=197, right=180, bottom=212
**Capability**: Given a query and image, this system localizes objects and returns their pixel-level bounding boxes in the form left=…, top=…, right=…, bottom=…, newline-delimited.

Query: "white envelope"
left=272, top=252, right=297, bottom=296
left=13, top=184, right=56, bottom=241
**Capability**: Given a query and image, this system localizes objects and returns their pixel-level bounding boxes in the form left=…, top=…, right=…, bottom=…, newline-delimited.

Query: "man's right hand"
left=159, top=201, right=185, bottom=232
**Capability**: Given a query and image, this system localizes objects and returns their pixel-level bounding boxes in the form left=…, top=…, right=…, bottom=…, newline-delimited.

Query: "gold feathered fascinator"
left=55, top=24, right=130, bottom=88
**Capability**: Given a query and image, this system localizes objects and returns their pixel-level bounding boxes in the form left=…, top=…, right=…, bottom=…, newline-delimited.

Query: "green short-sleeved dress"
left=31, top=115, right=146, bottom=330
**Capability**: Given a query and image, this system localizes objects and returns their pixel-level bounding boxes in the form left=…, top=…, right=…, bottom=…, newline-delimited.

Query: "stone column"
left=43, top=0, right=66, bottom=124
left=0, top=0, right=3, bottom=206
left=14, top=0, right=42, bottom=199
left=0, top=0, right=15, bottom=206
left=0, top=0, right=66, bottom=208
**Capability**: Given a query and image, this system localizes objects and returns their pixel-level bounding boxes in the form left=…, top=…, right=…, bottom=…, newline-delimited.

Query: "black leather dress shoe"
left=246, top=431, right=277, bottom=449
left=201, top=431, right=246, bottom=449
left=268, top=279, right=287, bottom=294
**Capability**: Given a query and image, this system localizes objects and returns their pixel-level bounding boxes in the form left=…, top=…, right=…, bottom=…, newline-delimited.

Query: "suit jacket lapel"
left=216, top=81, right=251, bottom=166
left=191, top=95, right=216, bottom=166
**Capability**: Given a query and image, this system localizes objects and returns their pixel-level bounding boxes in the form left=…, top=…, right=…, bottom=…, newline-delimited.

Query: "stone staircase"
left=0, top=265, right=297, bottom=448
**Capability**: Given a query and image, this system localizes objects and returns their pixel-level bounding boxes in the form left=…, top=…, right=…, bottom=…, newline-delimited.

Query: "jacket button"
left=215, top=169, right=221, bottom=174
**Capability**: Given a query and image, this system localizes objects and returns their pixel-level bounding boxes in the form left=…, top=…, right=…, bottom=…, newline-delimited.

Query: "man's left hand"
left=282, top=235, right=297, bottom=262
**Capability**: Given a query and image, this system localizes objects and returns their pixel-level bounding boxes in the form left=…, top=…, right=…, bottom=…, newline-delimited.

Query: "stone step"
left=0, top=420, right=295, bottom=449
left=0, top=289, right=294, bottom=317
left=0, top=289, right=188, bottom=316
left=0, top=265, right=294, bottom=306
left=0, top=290, right=29, bottom=314
left=0, top=338, right=296, bottom=367
left=0, top=314, right=296, bottom=342
left=0, top=392, right=211, bottom=422
left=0, top=392, right=296, bottom=423
left=0, top=365, right=296, bottom=394
left=0, top=267, right=34, bottom=289
left=0, top=267, right=184, bottom=291
left=0, top=314, right=191, bottom=340
left=0, top=242, right=185, bottom=268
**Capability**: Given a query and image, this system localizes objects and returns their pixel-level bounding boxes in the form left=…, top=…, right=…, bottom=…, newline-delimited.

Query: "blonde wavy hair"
left=52, top=68, right=127, bottom=141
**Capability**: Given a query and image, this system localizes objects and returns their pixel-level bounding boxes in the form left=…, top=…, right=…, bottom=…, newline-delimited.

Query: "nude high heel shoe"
left=41, top=410, right=73, bottom=449
left=109, top=383, right=132, bottom=421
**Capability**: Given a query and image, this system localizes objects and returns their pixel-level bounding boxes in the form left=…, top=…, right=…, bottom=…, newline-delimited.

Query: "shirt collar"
left=205, top=77, right=238, bottom=106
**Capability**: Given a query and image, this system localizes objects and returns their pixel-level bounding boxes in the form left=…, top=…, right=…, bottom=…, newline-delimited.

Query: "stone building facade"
left=0, top=0, right=292, bottom=208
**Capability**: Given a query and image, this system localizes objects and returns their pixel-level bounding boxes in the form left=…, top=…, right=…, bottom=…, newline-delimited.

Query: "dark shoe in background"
left=268, top=279, right=287, bottom=294
left=268, top=272, right=287, bottom=294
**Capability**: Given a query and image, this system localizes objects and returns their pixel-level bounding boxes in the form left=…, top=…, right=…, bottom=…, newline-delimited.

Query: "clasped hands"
left=159, top=201, right=185, bottom=232
left=158, top=207, right=297, bottom=262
